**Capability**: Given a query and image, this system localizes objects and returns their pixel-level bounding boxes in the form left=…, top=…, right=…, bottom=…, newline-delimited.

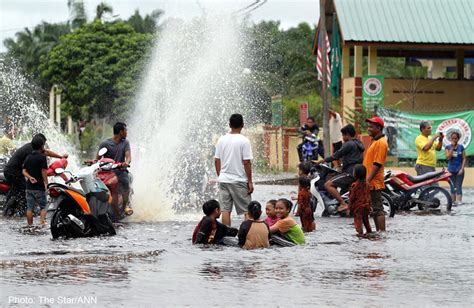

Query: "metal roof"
left=334, top=0, right=474, bottom=44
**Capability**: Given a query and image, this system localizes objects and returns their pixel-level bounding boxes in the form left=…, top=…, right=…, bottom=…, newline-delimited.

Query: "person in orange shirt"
left=363, top=117, right=388, bottom=232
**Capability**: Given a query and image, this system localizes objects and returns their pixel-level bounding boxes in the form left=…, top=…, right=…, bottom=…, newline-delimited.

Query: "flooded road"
left=1, top=185, right=473, bottom=307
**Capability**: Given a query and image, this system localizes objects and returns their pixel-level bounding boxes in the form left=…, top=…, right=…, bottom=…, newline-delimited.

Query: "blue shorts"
left=26, top=190, right=47, bottom=211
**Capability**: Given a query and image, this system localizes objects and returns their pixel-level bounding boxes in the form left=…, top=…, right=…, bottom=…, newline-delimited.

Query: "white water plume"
left=129, top=11, right=255, bottom=221
left=0, top=57, right=80, bottom=170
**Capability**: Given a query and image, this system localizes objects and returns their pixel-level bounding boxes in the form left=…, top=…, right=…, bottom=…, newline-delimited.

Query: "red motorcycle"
left=93, top=157, right=133, bottom=220
left=383, top=169, right=453, bottom=213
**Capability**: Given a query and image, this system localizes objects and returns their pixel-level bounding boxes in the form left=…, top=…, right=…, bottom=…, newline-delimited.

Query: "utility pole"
left=320, top=0, right=331, bottom=157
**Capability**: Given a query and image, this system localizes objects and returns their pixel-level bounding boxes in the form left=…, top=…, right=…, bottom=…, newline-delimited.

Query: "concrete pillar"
left=67, top=116, right=73, bottom=135
left=457, top=50, right=465, bottom=79
left=342, top=46, right=350, bottom=78
left=368, top=46, right=377, bottom=75
left=55, top=93, right=61, bottom=128
left=49, top=86, right=55, bottom=122
left=354, top=45, right=363, bottom=77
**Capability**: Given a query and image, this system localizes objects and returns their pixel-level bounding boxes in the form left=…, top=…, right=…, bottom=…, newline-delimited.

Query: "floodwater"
left=1, top=185, right=473, bottom=307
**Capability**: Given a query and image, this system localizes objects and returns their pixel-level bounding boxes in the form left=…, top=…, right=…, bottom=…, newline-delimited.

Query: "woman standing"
left=445, top=132, right=466, bottom=205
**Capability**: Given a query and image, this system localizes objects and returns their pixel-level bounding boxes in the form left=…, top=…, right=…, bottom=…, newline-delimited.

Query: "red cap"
left=365, top=117, right=384, bottom=128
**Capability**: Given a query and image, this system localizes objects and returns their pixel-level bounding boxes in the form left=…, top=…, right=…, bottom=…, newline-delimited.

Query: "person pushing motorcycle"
left=313, top=124, right=365, bottom=212
left=97, top=122, right=132, bottom=220
left=3, top=133, right=68, bottom=216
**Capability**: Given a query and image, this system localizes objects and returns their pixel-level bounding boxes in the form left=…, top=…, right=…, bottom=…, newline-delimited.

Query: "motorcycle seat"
left=407, top=170, right=444, bottom=183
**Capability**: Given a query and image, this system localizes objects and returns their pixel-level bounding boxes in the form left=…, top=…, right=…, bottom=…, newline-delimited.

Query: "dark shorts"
left=329, top=173, right=355, bottom=192
left=332, top=141, right=343, bottom=153
left=26, top=190, right=47, bottom=211
left=370, top=190, right=384, bottom=217
left=113, top=170, right=130, bottom=191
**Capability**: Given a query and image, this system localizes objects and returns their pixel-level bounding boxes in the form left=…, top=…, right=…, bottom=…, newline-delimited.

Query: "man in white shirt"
left=215, top=114, right=254, bottom=226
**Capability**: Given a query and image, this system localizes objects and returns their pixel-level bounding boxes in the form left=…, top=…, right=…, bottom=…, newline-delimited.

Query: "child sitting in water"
left=264, top=199, right=279, bottom=227
left=192, top=199, right=238, bottom=245
left=238, top=201, right=270, bottom=249
left=348, top=165, right=372, bottom=235
left=269, top=198, right=305, bottom=245
left=296, top=177, right=315, bottom=232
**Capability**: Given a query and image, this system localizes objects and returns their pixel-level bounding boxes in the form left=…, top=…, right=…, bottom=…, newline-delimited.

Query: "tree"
left=95, top=2, right=113, bottom=21
left=3, top=22, right=70, bottom=81
left=126, top=9, right=164, bottom=34
left=39, top=21, right=153, bottom=120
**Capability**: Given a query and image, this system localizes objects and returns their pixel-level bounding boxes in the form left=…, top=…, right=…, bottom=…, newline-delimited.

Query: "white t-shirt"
left=329, top=112, right=343, bottom=144
left=215, top=133, right=253, bottom=183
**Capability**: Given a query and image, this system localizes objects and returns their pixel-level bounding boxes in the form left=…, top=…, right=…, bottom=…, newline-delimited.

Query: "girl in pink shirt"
left=264, top=199, right=280, bottom=227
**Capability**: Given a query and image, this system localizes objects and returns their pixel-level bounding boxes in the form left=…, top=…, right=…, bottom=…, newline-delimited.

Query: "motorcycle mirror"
left=54, top=168, right=65, bottom=174
left=98, top=147, right=108, bottom=157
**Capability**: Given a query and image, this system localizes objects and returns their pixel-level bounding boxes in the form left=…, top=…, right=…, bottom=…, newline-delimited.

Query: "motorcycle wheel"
left=50, top=211, right=63, bottom=239
left=381, top=192, right=395, bottom=218
left=418, top=186, right=452, bottom=213
left=105, top=214, right=116, bottom=236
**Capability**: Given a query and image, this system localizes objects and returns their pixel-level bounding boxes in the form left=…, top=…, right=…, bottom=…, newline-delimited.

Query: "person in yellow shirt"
left=415, top=121, right=444, bottom=176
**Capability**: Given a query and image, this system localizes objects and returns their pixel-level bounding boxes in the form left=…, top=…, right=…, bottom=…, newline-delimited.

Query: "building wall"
left=343, top=78, right=474, bottom=114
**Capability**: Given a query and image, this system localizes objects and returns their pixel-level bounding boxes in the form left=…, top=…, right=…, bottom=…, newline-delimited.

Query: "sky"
left=0, top=0, right=320, bottom=52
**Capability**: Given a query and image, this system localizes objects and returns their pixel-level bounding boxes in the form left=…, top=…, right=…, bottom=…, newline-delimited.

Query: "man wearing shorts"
left=22, top=135, right=48, bottom=225
left=363, top=117, right=388, bottom=232
left=215, top=114, right=253, bottom=226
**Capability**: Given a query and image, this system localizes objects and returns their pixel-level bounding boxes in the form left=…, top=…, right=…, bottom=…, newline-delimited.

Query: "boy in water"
left=22, top=136, right=48, bottom=226
left=192, top=199, right=238, bottom=245
left=296, top=177, right=315, bottom=232
left=348, top=165, right=372, bottom=235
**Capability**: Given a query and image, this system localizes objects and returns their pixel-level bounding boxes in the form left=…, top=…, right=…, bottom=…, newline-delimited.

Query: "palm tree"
left=3, top=22, right=70, bottom=80
left=68, top=0, right=87, bottom=29
left=127, top=9, right=164, bottom=34
left=95, top=2, right=113, bottom=21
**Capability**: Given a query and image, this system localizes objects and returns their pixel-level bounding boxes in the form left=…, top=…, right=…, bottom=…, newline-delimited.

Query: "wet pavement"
left=1, top=185, right=473, bottom=307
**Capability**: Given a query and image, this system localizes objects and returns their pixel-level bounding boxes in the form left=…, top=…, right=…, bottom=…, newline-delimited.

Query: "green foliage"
left=244, top=21, right=318, bottom=98
left=3, top=22, right=71, bottom=82
left=127, top=9, right=164, bottom=34
left=282, top=94, right=323, bottom=127
left=343, top=106, right=377, bottom=134
left=39, top=21, right=153, bottom=120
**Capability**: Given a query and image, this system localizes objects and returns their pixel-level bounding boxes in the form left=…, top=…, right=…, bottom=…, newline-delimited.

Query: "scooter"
left=301, top=135, right=320, bottom=162
left=47, top=148, right=116, bottom=239
left=309, top=163, right=395, bottom=218
left=93, top=156, right=133, bottom=221
left=383, top=169, right=453, bottom=212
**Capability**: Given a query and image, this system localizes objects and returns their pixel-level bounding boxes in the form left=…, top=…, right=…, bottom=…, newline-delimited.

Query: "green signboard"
left=362, top=75, right=384, bottom=111
left=377, top=108, right=474, bottom=159
left=271, top=97, right=283, bottom=126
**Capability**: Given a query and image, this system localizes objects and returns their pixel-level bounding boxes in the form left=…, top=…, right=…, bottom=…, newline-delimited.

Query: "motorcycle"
left=383, top=169, right=453, bottom=213
left=47, top=148, right=116, bottom=239
left=301, top=134, right=320, bottom=162
left=92, top=155, right=133, bottom=221
left=308, top=163, right=396, bottom=218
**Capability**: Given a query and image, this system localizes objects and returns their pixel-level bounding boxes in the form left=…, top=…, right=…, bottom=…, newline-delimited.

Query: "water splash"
left=129, top=11, right=255, bottom=221
left=0, top=57, right=80, bottom=170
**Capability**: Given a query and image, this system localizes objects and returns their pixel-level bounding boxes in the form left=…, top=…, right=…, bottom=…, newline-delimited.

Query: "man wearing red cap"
left=363, top=117, right=388, bottom=231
